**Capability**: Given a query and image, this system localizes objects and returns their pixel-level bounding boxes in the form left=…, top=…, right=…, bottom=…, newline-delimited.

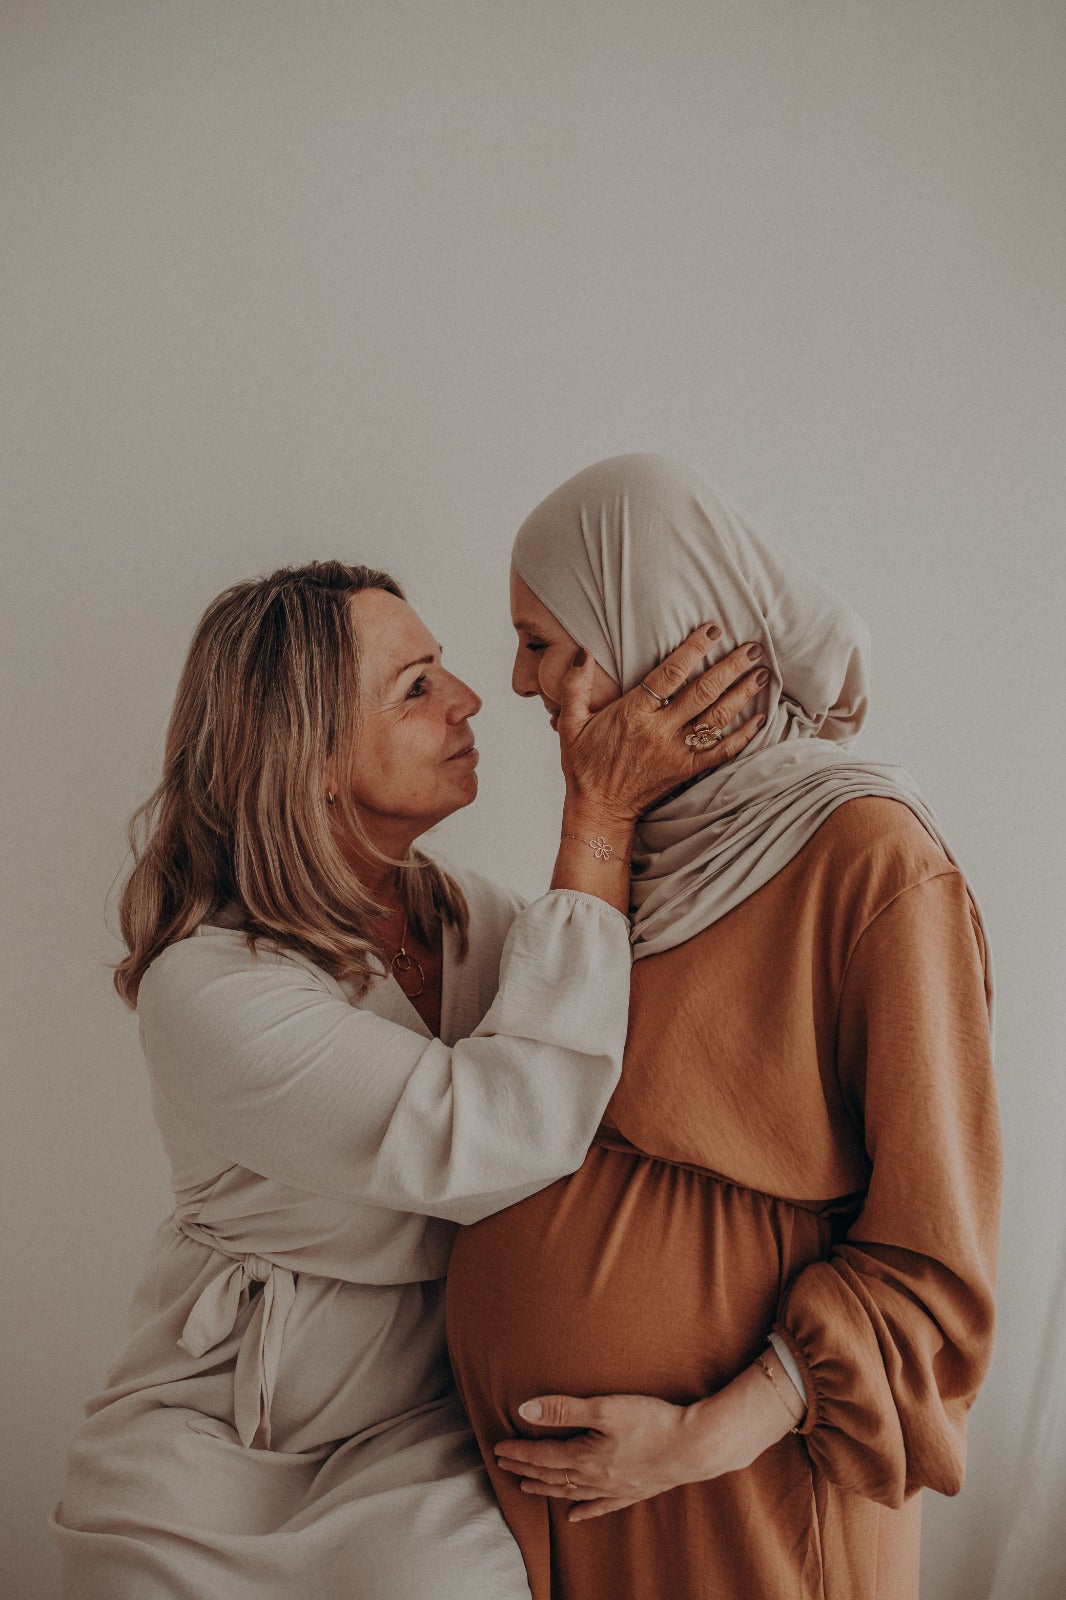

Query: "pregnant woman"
left=53, top=557, right=764, bottom=1598
left=446, top=454, right=1000, bottom=1600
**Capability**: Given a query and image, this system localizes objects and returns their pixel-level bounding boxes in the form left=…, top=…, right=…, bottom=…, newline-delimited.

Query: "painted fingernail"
left=746, top=643, right=764, bottom=661
left=519, top=1401, right=542, bottom=1421
left=754, top=668, right=770, bottom=687
left=704, top=624, right=722, bottom=641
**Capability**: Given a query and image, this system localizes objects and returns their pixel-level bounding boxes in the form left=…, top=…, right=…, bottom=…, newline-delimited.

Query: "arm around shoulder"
left=139, top=890, right=632, bottom=1224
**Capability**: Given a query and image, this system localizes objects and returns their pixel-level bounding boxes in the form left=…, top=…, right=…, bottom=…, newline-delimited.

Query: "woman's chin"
left=446, top=770, right=480, bottom=811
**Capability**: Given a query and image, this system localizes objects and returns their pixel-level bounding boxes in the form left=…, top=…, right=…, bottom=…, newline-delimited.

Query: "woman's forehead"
left=350, top=590, right=438, bottom=684
left=509, top=569, right=564, bottom=634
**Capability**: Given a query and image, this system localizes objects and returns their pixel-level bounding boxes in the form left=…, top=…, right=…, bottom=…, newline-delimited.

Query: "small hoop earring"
left=326, top=791, right=335, bottom=806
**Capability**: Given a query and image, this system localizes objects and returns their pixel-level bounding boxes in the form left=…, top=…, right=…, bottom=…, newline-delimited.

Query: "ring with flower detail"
left=684, top=723, right=726, bottom=751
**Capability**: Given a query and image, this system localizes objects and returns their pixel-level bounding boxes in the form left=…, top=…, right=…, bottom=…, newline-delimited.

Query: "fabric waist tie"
left=173, top=1216, right=297, bottom=1449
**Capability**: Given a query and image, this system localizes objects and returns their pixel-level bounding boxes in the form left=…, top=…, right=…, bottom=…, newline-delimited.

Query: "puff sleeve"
left=138, top=889, right=632, bottom=1226
left=774, top=869, right=1000, bottom=1507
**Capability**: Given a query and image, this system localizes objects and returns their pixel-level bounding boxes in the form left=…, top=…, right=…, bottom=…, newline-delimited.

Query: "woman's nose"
left=511, top=648, right=538, bottom=698
left=447, top=673, right=482, bottom=721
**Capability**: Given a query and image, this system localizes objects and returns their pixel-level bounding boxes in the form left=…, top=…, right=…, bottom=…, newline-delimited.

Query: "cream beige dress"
left=54, top=874, right=632, bottom=1599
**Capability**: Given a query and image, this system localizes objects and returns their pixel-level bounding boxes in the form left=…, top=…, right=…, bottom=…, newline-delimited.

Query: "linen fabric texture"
left=447, top=799, right=1000, bottom=1600
left=54, top=877, right=632, bottom=1599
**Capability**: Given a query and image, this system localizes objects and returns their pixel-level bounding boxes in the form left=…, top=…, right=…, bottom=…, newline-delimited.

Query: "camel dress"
left=446, top=800, right=1001, bottom=1600
left=54, top=875, right=633, bottom=1600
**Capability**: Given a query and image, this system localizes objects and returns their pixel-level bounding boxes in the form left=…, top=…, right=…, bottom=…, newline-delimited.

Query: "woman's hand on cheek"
left=558, top=625, right=769, bottom=823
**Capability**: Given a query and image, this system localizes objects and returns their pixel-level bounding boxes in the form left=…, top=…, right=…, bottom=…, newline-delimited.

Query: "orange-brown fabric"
left=446, top=799, right=1000, bottom=1600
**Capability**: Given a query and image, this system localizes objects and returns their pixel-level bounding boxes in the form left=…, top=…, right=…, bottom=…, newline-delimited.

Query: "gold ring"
left=640, top=678, right=671, bottom=708
left=684, top=722, right=726, bottom=750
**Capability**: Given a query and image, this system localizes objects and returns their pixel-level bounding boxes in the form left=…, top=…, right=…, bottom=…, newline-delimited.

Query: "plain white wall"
left=3, top=2, right=1063, bottom=1595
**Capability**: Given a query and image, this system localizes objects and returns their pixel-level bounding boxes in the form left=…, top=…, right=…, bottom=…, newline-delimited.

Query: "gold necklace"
left=389, top=913, right=426, bottom=998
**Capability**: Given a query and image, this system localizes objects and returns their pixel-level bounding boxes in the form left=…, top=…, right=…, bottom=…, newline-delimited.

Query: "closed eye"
left=524, top=640, right=548, bottom=654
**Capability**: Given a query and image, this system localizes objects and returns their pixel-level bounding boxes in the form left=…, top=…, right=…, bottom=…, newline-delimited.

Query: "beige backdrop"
left=3, top=3, right=1064, bottom=1596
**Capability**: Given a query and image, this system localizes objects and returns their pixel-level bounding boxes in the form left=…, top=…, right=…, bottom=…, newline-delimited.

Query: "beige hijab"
left=513, top=453, right=971, bottom=961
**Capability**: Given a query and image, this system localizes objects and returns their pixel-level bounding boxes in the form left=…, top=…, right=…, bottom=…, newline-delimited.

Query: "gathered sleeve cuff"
left=138, top=889, right=632, bottom=1225
left=774, top=870, right=1000, bottom=1508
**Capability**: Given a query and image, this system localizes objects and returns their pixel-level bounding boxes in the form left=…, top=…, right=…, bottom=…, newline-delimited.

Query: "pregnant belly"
left=447, top=1141, right=821, bottom=1431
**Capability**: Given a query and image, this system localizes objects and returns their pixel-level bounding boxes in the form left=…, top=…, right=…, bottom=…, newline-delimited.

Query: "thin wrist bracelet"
left=754, top=1352, right=804, bottom=1433
left=560, top=833, right=631, bottom=865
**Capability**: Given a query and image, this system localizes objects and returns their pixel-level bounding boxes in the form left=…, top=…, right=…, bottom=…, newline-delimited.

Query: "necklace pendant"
left=387, top=911, right=428, bottom=999
left=390, top=948, right=427, bottom=999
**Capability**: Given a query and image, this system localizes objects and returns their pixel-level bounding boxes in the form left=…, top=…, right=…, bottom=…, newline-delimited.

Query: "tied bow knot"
left=175, top=1219, right=297, bottom=1449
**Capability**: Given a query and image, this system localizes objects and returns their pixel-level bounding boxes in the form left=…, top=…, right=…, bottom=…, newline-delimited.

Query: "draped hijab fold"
left=512, top=454, right=984, bottom=972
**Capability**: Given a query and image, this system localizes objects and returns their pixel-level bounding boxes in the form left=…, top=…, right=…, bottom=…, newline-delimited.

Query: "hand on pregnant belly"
left=494, top=1393, right=702, bottom=1521
left=494, top=1368, right=801, bottom=1522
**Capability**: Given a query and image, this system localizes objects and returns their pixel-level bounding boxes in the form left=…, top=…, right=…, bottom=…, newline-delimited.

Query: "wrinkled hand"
left=557, top=626, right=767, bottom=825
left=493, top=1393, right=713, bottom=1522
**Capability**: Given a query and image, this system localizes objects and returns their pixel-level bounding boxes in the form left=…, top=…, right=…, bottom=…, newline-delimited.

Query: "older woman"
left=53, top=559, right=765, bottom=1599
left=446, top=455, right=1000, bottom=1600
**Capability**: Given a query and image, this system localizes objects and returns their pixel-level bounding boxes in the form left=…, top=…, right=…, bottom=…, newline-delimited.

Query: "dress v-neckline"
left=197, top=911, right=454, bottom=1041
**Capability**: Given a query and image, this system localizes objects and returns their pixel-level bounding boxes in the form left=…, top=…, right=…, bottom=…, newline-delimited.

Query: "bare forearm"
left=497, top=1347, right=808, bottom=1521
left=550, top=802, right=636, bottom=916
left=681, top=1348, right=806, bottom=1480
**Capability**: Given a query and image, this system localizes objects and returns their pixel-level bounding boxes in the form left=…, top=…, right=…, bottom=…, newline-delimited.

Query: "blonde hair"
left=114, top=560, right=469, bottom=1007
